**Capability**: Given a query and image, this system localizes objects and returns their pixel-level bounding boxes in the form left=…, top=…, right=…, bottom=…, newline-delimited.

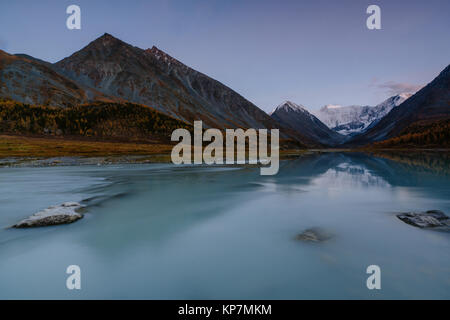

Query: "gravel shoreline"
left=0, top=155, right=173, bottom=168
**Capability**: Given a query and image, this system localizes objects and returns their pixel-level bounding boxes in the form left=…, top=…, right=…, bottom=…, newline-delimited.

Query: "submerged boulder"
left=296, top=227, right=333, bottom=242
left=12, top=202, right=84, bottom=228
left=396, top=210, right=449, bottom=229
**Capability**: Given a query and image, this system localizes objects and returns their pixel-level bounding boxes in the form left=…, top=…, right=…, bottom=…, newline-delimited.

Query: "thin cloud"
left=371, top=79, right=423, bottom=95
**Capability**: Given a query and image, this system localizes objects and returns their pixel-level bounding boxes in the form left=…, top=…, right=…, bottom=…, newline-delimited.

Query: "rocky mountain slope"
left=2, top=33, right=447, bottom=149
left=54, top=33, right=284, bottom=131
left=0, top=50, right=112, bottom=107
left=270, top=101, right=345, bottom=146
left=349, top=64, right=450, bottom=145
left=0, top=33, right=317, bottom=147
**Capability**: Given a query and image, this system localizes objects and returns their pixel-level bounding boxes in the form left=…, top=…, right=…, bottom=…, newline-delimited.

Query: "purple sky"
left=0, top=0, right=449, bottom=112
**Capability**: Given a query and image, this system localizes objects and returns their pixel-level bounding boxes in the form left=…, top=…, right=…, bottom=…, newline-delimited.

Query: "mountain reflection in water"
left=0, top=152, right=449, bottom=299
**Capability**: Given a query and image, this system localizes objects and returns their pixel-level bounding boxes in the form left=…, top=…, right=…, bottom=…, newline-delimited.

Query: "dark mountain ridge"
left=1, top=33, right=448, bottom=149
left=270, top=101, right=346, bottom=146
left=0, top=49, right=117, bottom=107
left=348, top=64, right=450, bottom=146
left=54, top=33, right=287, bottom=131
left=1, top=33, right=316, bottom=147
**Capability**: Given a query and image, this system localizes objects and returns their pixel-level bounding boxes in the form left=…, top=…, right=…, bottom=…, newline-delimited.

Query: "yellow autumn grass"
left=0, top=135, right=173, bottom=158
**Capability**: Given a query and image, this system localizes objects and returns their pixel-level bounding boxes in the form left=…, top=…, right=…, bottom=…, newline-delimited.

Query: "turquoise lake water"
left=0, top=152, right=449, bottom=299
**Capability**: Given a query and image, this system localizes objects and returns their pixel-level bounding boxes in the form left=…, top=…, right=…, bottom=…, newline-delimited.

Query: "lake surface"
left=0, top=152, right=449, bottom=299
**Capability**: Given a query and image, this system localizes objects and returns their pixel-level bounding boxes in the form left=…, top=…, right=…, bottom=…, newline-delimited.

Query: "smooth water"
left=0, top=152, right=449, bottom=299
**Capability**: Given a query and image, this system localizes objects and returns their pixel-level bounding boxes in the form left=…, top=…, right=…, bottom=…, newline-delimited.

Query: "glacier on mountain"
left=313, top=93, right=412, bottom=135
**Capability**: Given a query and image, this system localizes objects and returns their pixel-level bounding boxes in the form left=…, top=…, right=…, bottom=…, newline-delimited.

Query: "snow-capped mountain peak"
left=270, top=101, right=308, bottom=115
left=313, top=93, right=412, bottom=136
left=391, top=93, right=413, bottom=106
left=270, top=100, right=345, bottom=146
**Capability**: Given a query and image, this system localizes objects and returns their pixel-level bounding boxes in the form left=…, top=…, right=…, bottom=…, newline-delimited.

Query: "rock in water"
left=396, top=210, right=450, bottom=229
left=13, top=202, right=84, bottom=228
left=296, top=227, right=333, bottom=242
